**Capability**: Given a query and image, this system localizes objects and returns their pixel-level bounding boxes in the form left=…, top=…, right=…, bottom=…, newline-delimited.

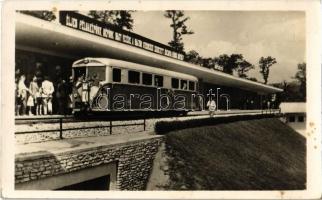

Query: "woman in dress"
left=27, top=76, right=39, bottom=115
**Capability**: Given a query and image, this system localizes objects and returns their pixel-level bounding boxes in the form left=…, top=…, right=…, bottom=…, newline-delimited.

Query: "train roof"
left=72, top=58, right=199, bottom=82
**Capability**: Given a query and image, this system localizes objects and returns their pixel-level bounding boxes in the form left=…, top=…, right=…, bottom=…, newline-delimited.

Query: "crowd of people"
left=15, top=67, right=74, bottom=116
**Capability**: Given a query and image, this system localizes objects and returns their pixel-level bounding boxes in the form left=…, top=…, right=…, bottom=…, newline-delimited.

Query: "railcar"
left=71, top=58, right=199, bottom=114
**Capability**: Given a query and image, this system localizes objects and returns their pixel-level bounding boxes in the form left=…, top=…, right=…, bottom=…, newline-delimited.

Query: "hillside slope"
left=148, top=118, right=306, bottom=190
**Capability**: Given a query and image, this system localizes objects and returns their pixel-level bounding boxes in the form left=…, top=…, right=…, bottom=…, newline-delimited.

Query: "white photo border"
left=1, top=0, right=321, bottom=199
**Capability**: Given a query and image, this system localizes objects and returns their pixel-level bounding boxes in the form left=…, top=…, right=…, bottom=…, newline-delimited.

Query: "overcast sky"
left=131, top=11, right=305, bottom=84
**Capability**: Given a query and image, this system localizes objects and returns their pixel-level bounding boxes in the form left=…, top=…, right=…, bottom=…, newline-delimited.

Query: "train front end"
left=71, top=58, right=108, bottom=114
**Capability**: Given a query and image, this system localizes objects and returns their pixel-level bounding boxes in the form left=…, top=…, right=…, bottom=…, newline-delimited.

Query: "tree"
left=89, top=10, right=117, bottom=24
left=258, top=56, right=277, bottom=84
left=213, top=54, right=254, bottom=76
left=213, top=54, right=244, bottom=75
left=274, top=80, right=304, bottom=102
left=18, top=11, right=56, bottom=21
left=236, top=60, right=254, bottom=78
left=88, top=10, right=134, bottom=30
left=184, top=50, right=203, bottom=66
left=184, top=50, right=200, bottom=63
left=202, top=58, right=214, bottom=69
left=187, top=52, right=254, bottom=76
left=116, top=11, right=134, bottom=30
left=213, top=54, right=231, bottom=74
left=164, top=10, right=194, bottom=52
left=282, top=80, right=288, bottom=92
left=293, top=62, right=306, bottom=101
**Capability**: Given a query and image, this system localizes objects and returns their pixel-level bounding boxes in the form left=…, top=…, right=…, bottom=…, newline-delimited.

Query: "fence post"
left=59, top=118, right=63, bottom=139
left=110, top=121, right=112, bottom=135
left=143, top=118, right=146, bottom=131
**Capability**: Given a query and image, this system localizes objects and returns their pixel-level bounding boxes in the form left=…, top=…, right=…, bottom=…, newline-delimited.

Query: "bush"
left=155, top=114, right=276, bottom=135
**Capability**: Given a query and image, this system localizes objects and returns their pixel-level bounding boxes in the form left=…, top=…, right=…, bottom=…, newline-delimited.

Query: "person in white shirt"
left=18, top=75, right=30, bottom=115
left=41, top=76, right=55, bottom=115
left=207, top=98, right=216, bottom=117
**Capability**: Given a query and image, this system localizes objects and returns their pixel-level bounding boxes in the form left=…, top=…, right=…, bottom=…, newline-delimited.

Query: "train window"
left=88, top=67, right=106, bottom=85
left=74, top=67, right=86, bottom=82
left=171, top=78, right=179, bottom=89
left=154, top=75, right=163, bottom=87
left=142, top=73, right=152, bottom=85
left=128, top=70, right=140, bottom=84
left=113, top=68, right=121, bottom=82
left=189, top=81, right=195, bottom=91
left=181, top=80, right=188, bottom=90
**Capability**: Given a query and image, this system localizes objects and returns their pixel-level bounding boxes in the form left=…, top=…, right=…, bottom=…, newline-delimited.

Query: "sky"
left=131, top=11, right=305, bottom=84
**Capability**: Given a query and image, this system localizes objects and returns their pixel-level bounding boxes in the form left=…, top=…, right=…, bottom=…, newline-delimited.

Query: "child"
left=36, top=87, right=43, bottom=115
left=27, top=94, right=34, bottom=116
left=28, top=76, right=39, bottom=115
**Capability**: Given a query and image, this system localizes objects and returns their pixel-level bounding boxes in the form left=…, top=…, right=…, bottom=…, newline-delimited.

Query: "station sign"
left=59, top=11, right=185, bottom=61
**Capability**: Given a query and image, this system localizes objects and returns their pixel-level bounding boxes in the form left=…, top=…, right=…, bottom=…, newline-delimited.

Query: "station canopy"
left=16, top=13, right=283, bottom=94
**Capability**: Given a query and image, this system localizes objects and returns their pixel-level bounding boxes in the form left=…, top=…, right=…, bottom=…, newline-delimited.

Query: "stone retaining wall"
left=15, top=136, right=164, bottom=190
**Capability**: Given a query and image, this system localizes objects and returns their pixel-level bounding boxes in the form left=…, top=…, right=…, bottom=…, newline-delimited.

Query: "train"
left=71, top=58, right=200, bottom=115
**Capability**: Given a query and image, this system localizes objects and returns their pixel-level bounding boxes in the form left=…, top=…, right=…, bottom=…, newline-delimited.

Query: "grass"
left=164, top=118, right=306, bottom=190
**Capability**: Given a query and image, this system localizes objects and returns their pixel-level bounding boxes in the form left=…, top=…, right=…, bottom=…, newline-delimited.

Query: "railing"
left=15, top=116, right=146, bottom=139
left=15, top=109, right=281, bottom=139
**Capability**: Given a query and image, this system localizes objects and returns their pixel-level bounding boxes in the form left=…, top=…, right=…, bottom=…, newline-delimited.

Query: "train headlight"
left=83, top=59, right=89, bottom=64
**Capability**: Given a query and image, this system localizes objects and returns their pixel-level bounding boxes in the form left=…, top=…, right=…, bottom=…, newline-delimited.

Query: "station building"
left=279, top=102, right=306, bottom=135
left=15, top=11, right=283, bottom=112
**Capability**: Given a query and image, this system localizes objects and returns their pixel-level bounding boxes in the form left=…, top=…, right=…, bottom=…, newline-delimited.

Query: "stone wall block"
left=15, top=137, right=164, bottom=190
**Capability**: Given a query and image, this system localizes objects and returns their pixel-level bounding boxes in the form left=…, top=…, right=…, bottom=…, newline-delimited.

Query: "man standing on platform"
left=207, top=98, right=216, bottom=117
left=17, top=74, right=30, bottom=115
left=42, top=76, right=55, bottom=115
left=56, top=77, right=68, bottom=115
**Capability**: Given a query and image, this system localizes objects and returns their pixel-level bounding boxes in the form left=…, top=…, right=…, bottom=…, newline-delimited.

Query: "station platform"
left=15, top=114, right=73, bottom=119
left=15, top=109, right=280, bottom=120
left=15, top=131, right=161, bottom=159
